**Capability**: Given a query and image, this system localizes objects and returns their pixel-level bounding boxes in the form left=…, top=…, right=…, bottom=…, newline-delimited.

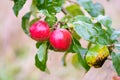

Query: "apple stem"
left=53, top=21, right=67, bottom=30
left=53, top=21, right=60, bottom=30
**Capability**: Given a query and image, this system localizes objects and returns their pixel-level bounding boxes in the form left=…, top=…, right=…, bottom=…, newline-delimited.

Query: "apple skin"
left=49, top=29, right=72, bottom=51
left=29, top=21, right=51, bottom=41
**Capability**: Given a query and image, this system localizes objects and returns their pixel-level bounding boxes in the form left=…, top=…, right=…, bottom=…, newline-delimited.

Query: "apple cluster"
left=29, top=20, right=72, bottom=51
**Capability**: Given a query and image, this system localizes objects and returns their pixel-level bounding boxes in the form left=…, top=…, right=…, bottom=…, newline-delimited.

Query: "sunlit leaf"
left=71, top=16, right=113, bottom=45
left=72, top=54, right=82, bottom=69
left=71, top=15, right=96, bottom=41
left=96, top=15, right=112, bottom=28
left=61, top=15, right=72, bottom=25
left=66, top=4, right=84, bottom=16
left=37, top=42, right=47, bottom=62
left=72, top=15, right=92, bottom=24
left=35, top=42, right=48, bottom=71
left=34, top=0, right=64, bottom=14
left=73, top=20, right=96, bottom=41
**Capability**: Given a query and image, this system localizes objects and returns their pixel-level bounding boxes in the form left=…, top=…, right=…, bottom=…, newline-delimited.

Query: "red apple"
left=29, top=21, right=51, bottom=41
left=49, top=29, right=72, bottom=51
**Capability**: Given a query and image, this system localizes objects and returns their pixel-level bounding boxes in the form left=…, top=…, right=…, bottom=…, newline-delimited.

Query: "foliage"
left=111, top=52, right=120, bottom=76
left=13, top=0, right=27, bottom=16
left=12, top=0, right=120, bottom=76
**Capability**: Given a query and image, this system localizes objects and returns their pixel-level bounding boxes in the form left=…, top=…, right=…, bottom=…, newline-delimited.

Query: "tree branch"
left=66, top=0, right=79, bottom=5
left=61, top=7, right=67, bottom=15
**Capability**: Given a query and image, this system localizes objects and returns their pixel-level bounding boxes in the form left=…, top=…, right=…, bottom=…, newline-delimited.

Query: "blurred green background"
left=0, top=0, right=120, bottom=80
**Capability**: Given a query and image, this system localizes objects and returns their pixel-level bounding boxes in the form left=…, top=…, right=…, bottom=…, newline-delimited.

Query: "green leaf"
left=34, top=0, right=64, bottom=14
left=73, top=38, right=88, bottom=58
left=115, top=43, right=120, bottom=51
left=72, top=15, right=92, bottom=24
left=45, top=14, right=57, bottom=27
left=111, top=52, right=120, bottom=76
left=111, top=30, right=120, bottom=40
left=13, top=0, right=27, bottom=16
left=94, top=21, right=115, bottom=44
left=39, top=10, right=51, bottom=16
left=67, top=40, right=75, bottom=53
left=35, top=42, right=48, bottom=71
left=95, top=33, right=111, bottom=45
left=73, top=20, right=97, bottom=41
left=30, top=18, right=40, bottom=26
left=61, top=15, right=72, bottom=23
left=39, top=10, right=57, bottom=27
left=71, top=15, right=96, bottom=41
left=94, top=23, right=112, bottom=45
left=73, top=38, right=90, bottom=71
left=96, top=15, right=112, bottom=28
left=71, top=16, right=113, bottom=45
left=47, top=42, right=54, bottom=51
left=77, top=0, right=93, bottom=12
left=30, top=0, right=39, bottom=17
left=72, top=30, right=81, bottom=40
left=77, top=0, right=104, bottom=17
left=37, top=42, right=47, bottom=62
left=22, top=12, right=31, bottom=35
left=89, top=3, right=105, bottom=17
left=72, top=54, right=82, bottom=69
left=66, top=4, right=84, bottom=16
left=36, top=42, right=42, bottom=49
left=13, top=0, right=18, bottom=3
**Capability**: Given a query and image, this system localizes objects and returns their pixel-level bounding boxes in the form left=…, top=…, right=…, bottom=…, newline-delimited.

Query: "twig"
left=53, top=21, right=60, bottom=30
left=53, top=21, right=67, bottom=30
left=59, top=21, right=66, bottom=25
left=107, top=44, right=114, bottom=53
left=107, top=57, right=112, bottom=60
left=66, top=0, right=79, bottom=5
left=61, top=7, right=67, bottom=15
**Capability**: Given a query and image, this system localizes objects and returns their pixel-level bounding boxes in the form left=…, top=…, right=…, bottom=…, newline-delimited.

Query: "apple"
left=29, top=21, right=51, bottom=41
left=49, top=29, right=72, bottom=51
